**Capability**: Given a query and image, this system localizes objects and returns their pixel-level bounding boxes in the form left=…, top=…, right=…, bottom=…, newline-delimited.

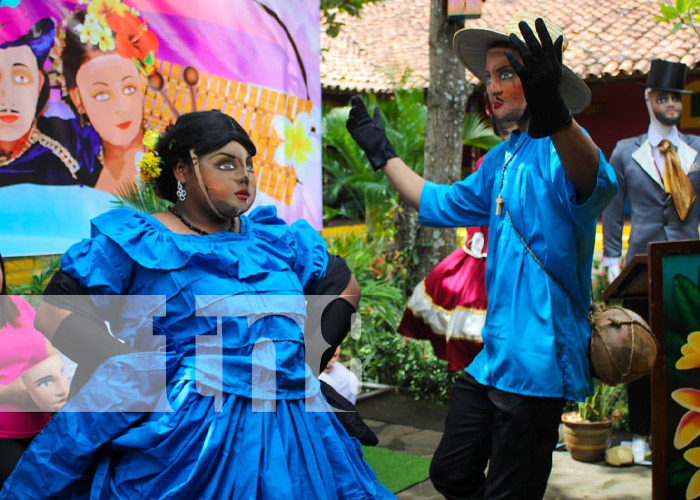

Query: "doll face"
left=22, top=354, right=70, bottom=412
left=648, top=89, right=683, bottom=127
left=0, top=45, right=43, bottom=142
left=73, top=52, right=143, bottom=147
left=185, top=140, right=257, bottom=218
left=485, top=47, right=527, bottom=128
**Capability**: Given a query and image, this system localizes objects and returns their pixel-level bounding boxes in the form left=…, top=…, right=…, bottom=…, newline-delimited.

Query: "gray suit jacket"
left=602, top=133, right=700, bottom=262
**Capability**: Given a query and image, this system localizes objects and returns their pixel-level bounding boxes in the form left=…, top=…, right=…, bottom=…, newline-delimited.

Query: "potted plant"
left=561, top=381, right=618, bottom=462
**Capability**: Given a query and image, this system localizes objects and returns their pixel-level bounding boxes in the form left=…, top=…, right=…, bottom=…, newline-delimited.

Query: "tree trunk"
left=414, top=0, right=468, bottom=280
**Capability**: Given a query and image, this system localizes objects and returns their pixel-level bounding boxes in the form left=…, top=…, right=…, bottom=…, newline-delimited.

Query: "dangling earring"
left=176, top=181, right=187, bottom=201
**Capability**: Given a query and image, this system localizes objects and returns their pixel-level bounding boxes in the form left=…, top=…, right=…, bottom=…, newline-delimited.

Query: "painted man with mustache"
left=0, top=13, right=101, bottom=188
left=602, top=59, right=700, bottom=462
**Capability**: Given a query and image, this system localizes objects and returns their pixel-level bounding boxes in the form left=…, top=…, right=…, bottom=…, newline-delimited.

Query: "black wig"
left=154, top=110, right=257, bottom=203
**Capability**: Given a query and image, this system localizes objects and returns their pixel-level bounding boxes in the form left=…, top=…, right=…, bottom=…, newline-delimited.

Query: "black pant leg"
left=430, top=371, right=493, bottom=500
left=484, top=388, right=564, bottom=500
left=0, top=437, right=32, bottom=490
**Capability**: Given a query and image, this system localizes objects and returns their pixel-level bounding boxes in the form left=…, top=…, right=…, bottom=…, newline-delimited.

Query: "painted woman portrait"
left=0, top=9, right=101, bottom=188
left=62, top=0, right=159, bottom=194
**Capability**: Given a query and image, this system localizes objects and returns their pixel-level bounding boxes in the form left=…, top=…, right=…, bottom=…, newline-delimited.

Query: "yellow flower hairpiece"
left=137, top=129, right=163, bottom=186
left=139, top=152, right=162, bottom=182
left=142, top=129, right=161, bottom=151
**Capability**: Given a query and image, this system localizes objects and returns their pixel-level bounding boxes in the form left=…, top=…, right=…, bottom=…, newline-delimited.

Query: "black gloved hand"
left=345, top=95, right=397, bottom=170
left=506, top=18, right=572, bottom=138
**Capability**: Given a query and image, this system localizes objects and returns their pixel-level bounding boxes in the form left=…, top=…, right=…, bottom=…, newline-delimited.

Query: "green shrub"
left=325, top=231, right=459, bottom=403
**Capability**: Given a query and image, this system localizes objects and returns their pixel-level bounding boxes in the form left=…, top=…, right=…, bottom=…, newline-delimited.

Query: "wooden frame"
left=649, top=240, right=700, bottom=500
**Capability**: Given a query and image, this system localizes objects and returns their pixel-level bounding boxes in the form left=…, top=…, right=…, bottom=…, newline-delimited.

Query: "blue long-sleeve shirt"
left=419, top=130, right=617, bottom=401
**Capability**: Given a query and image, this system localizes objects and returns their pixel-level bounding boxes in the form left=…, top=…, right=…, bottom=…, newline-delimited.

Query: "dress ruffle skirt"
left=398, top=228, right=488, bottom=371
left=1, top=353, right=392, bottom=499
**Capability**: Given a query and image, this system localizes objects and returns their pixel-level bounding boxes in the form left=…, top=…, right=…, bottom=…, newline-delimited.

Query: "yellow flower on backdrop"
left=683, top=447, right=700, bottom=500
left=88, top=0, right=129, bottom=19
left=272, top=112, right=318, bottom=184
left=673, top=388, right=700, bottom=449
left=677, top=332, right=700, bottom=370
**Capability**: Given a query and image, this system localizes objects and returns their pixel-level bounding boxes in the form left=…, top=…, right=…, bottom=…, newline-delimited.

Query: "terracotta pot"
left=561, top=411, right=613, bottom=463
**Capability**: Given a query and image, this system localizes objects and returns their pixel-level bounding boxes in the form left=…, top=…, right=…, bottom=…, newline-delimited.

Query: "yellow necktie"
left=659, top=139, right=696, bottom=221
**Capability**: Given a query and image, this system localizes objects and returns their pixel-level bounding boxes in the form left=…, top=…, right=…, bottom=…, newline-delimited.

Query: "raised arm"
left=506, top=19, right=599, bottom=197
left=550, top=121, right=599, bottom=197
left=346, top=96, right=424, bottom=210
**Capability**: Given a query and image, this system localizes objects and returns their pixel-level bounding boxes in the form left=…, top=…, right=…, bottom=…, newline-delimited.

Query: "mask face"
left=187, top=140, right=257, bottom=219
left=22, top=354, right=70, bottom=412
left=74, top=52, right=143, bottom=147
left=648, top=89, right=683, bottom=127
left=485, top=47, right=527, bottom=128
left=0, top=45, right=42, bottom=142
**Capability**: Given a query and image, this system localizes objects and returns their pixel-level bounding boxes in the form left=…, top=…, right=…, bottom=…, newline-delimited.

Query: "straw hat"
left=453, top=12, right=591, bottom=113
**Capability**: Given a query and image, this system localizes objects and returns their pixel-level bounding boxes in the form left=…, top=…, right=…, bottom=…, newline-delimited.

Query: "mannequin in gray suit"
left=602, top=59, right=700, bottom=459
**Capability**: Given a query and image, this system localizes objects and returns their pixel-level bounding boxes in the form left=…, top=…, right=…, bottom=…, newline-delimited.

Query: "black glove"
left=346, top=95, right=397, bottom=170
left=506, top=18, right=572, bottom=138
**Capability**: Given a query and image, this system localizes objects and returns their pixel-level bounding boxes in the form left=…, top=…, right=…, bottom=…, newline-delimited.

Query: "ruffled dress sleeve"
left=60, top=209, right=137, bottom=296
left=247, top=206, right=328, bottom=293
left=288, top=219, right=329, bottom=293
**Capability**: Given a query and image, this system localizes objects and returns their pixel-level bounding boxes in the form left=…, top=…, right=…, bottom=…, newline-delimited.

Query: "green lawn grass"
left=362, top=446, right=431, bottom=493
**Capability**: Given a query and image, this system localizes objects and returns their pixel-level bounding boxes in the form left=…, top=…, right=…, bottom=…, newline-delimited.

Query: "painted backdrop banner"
left=0, top=0, right=321, bottom=257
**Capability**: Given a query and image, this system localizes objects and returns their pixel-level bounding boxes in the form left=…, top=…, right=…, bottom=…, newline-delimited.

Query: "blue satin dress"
left=0, top=207, right=394, bottom=500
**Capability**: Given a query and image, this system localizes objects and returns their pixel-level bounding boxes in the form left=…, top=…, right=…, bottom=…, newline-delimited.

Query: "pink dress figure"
left=0, top=295, right=53, bottom=489
left=0, top=296, right=53, bottom=432
left=398, top=158, right=487, bottom=371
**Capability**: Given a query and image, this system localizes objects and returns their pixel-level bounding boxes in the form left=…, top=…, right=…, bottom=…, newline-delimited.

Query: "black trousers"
left=0, top=437, right=32, bottom=490
left=430, top=372, right=564, bottom=500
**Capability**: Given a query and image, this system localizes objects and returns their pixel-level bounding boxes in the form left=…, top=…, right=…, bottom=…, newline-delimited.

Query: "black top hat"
left=640, top=59, right=692, bottom=94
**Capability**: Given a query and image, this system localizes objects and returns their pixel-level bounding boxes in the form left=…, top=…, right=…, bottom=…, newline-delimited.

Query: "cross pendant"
left=495, top=194, right=503, bottom=216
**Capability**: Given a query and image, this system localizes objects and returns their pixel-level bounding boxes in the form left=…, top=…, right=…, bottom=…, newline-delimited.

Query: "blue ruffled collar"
left=88, top=206, right=297, bottom=277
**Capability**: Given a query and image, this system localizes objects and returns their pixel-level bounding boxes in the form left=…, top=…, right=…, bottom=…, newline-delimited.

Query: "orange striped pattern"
left=141, top=59, right=313, bottom=205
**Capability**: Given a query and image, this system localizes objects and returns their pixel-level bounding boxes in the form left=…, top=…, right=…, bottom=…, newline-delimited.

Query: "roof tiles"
left=321, top=0, right=700, bottom=93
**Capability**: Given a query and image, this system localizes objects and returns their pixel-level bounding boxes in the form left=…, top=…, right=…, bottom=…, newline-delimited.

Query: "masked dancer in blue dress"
left=0, top=110, right=393, bottom=500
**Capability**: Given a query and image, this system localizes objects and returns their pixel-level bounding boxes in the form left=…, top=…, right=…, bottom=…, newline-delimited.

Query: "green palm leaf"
left=112, top=182, right=171, bottom=214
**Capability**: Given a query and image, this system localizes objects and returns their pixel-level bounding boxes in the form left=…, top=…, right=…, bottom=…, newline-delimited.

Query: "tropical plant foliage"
left=322, top=98, right=399, bottom=232
left=7, top=257, right=60, bottom=297
left=655, top=0, right=700, bottom=39
left=322, top=89, right=501, bottom=230
left=321, top=0, right=382, bottom=38
left=578, top=381, right=615, bottom=422
left=324, top=231, right=460, bottom=403
left=112, top=182, right=170, bottom=214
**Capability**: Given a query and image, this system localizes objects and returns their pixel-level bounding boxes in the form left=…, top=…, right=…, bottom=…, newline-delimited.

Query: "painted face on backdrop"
left=0, top=45, right=43, bottom=142
left=72, top=52, right=143, bottom=147
left=648, top=88, right=683, bottom=127
left=21, top=354, right=70, bottom=412
left=484, top=47, right=527, bottom=128
left=187, top=140, right=257, bottom=219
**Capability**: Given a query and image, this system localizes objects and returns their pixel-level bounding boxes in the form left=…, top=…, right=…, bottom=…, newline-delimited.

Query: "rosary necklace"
left=495, top=137, right=529, bottom=216
left=168, top=206, right=238, bottom=235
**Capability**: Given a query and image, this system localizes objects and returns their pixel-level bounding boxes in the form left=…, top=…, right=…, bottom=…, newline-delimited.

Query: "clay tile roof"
left=321, top=0, right=700, bottom=93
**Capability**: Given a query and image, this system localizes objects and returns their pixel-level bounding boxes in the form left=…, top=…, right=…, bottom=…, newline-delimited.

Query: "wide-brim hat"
left=453, top=11, right=591, bottom=114
left=638, top=59, right=692, bottom=94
